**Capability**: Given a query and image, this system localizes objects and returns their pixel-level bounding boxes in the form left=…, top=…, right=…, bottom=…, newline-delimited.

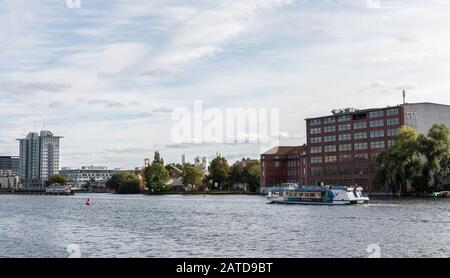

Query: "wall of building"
left=403, top=103, right=450, bottom=134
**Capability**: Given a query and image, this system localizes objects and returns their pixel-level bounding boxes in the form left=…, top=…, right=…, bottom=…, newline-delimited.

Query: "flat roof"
left=305, top=102, right=450, bottom=121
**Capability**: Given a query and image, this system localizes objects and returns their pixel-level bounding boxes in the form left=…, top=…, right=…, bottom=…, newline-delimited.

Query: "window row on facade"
left=310, top=129, right=399, bottom=143
left=309, top=118, right=400, bottom=134
left=310, top=140, right=394, bottom=153
left=309, top=108, right=400, bottom=127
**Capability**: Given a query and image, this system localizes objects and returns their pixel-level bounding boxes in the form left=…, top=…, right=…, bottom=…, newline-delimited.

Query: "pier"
left=0, top=190, right=74, bottom=196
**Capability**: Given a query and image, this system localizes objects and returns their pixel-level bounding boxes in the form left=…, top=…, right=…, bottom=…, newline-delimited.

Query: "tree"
left=243, top=161, right=260, bottom=192
left=228, top=161, right=244, bottom=186
left=45, top=174, right=67, bottom=186
left=207, top=156, right=230, bottom=190
left=417, top=124, right=450, bottom=191
left=144, top=151, right=169, bottom=192
left=106, top=172, right=141, bottom=194
left=373, top=126, right=424, bottom=194
left=374, top=124, right=450, bottom=194
left=182, top=165, right=204, bottom=191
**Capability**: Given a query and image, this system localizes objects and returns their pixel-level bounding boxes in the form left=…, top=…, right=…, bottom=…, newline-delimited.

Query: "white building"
left=0, top=170, right=20, bottom=189
left=60, top=166, right=116, bottom=188
left=17, top=131, right=62, bottom=189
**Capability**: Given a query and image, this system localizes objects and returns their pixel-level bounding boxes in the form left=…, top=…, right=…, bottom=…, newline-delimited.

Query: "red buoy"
left=85, top=198, right=91, bottom=206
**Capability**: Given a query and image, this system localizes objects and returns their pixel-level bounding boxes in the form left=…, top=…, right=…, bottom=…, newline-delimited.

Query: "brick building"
left=260, top=145, right=307, bottom=189
left=261, top=102, right=450, bottom=193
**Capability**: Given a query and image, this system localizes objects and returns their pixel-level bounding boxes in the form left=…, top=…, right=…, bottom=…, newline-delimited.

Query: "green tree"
left=417, top=124, right=450, bottom=191
left=144, top=151, right=169, bottom=192
left=182, top=165, right=204, bottom=191
left=106, top=172, right=141, bottom=194
left=243, top=161, right=260, bottom=192
left=207, top=156, right=230, bottom=190
left=373, top=126, right=424, bottom=194
left=45, top=174, right=67, bottom=186
left=228, top=161, right=244, bottom=186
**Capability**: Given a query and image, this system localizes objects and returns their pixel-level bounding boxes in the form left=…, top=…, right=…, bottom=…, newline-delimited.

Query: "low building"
left=0, top=170, right=20, bottom=189
left=260, top=145, right=308, bottom=192
left=60, top=166, right=115, bottom=188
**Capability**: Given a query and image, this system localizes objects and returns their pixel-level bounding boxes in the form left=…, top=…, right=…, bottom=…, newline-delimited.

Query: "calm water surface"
left=0, top=194, right=448, bottom=258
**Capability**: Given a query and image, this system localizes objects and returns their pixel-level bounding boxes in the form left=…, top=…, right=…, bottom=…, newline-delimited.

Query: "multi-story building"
left=0, top=156, right=20, bottom=176
left=306, top=106, right=404, bottom=192
left=260, top=145, right=308, bottom=190
left=60, top=166, right=116, bottom=188
left=261, top=102, right=450, bottom=193
left=0, top=169, right=20, bottom=189
left=17, top=131, right=62, bottom=189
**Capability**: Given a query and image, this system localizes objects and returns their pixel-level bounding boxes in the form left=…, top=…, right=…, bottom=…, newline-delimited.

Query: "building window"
left=324, top=125, right=336, bottom=133
left=386, top=108, right=399, bottom=116
left=388, top=140, right=395, bottom=147
left=324, top=166, right=338, bottom=175
left=324, top=117, right=336, bottom=124
left=387, top=118, right=400, bottom=126
left=310, top=137, right=322, bottom=144
left=339, top=144, right=352, bottom=151
left=310, top=127, right=322, bottom=135
left=339, top=165, right=353, bottom=175
left=370, top=141, right=385, bottom=149
left=324, top=135, right=336, bottom=142
left=353, top=122, right=367, bottom=130
left=354, top=153, right=369, bottom=160
left=338, top=134, right=352, bottom=141
left=368, top=110, right=384, bottom=118
left=354, top=166, right=368, bottom=175
left=370, top=130, right=385, bottom=138
left=369, top=120, right=384, bottom=128
left=354, top=132, right=368, bottom=140
left=274, top=162, right=280, bottom=167
left=324, top=155, right=337, bottom=163
left=339, top=154, right=352, bottom=161
left=310, top=119, right=322, bottom=126
left=311, top=156, right=323, bottom=164
left=311, top=167, right=323, bottom=176
left=354, top=142, right=368, bottom=150
left=324, top=145, right=337, bottom=153
left=338, top=115, right=351, bottom=122
left=338, top=124, right=351, bottom=131
left=387, top=128, right=400, bottom=137
left=310, top=146, right=323, bottom=154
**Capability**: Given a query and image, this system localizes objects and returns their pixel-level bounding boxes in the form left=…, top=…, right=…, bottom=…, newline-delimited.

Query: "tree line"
left=374, top=124, right=450, bottom=194
left=106, top=151, right=260, bottom=194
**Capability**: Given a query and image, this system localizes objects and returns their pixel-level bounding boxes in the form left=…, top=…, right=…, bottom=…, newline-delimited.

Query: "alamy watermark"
left=171, top=100, right=280, bottom=152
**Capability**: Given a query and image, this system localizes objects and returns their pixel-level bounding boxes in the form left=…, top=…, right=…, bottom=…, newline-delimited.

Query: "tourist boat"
left=266, top=185, right=369, bottom=205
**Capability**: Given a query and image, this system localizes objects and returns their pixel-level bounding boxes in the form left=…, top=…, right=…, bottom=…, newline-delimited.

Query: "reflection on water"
left=0, top=194, right=448, bottom=258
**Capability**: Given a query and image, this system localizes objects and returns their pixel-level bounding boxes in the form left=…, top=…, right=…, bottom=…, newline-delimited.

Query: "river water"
left=0, top=194, right=448, bottom=258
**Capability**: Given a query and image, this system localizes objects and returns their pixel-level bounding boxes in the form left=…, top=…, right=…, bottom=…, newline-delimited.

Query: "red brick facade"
left=261, top=105, right=405, bottom=192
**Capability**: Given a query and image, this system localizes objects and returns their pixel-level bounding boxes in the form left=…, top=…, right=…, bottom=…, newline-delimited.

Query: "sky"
left=1, top=0, right=450, bottom=169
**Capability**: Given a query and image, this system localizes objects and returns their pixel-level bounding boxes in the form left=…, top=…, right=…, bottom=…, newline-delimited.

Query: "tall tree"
left=373, top=126, right=424, bottom=194
left=228, top=161, right=244, bottom=186
left=207, top=156, right=230, bottom=190
left=243, top=161, right=260, bottom=192
left=417, top=124, right=450, bottom=191
left=144, top=151, right=169, bottom=192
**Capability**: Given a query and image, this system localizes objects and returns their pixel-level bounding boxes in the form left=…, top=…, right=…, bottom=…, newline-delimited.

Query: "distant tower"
left=201, top=156, right=208, bottom=169
left=144, top=158, right=150, bottom=168
left=181, top=154, right=186, bottom=166
left=17, top=130, right=62, bottom=189
left=402, top=90, right=406, bottom=104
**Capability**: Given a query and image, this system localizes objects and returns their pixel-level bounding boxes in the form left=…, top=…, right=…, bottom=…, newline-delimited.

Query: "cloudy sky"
left=1, top=0, right=450, bottom=168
